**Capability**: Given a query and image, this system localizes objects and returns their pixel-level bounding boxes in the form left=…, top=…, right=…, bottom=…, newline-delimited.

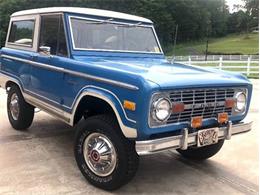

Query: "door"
left=2, top=15, right=38, bottom=90
left=29, top=14, right=68, bottom=109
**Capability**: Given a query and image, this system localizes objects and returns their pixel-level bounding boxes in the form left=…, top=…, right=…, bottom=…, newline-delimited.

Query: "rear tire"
left=7, top=85, right=34, bottom=130
left=74, top=114, right=139, bottom=191
left=177, top=139, right=225, bottom=160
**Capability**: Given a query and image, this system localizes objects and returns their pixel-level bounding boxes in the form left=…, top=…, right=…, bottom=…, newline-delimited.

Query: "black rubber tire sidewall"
left=177, top=139, right=225, bottom=160
left=74, top=115, right=139, bottom=191
left=7, top=85, right=34, bottom=130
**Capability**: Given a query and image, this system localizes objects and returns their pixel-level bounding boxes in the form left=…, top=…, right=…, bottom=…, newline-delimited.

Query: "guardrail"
left=169, top=56, right=259, bottom=77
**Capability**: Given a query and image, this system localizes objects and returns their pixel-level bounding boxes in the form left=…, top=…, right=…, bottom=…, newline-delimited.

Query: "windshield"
left=70, top=17, right=161, bottom=53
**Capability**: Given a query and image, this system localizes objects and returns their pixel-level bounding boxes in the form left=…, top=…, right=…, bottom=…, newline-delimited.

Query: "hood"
left=73, top=56, right=251, bottom=89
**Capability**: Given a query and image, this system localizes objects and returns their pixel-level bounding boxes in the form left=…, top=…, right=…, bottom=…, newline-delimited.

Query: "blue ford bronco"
left=0, top=7, right=253, bottom=190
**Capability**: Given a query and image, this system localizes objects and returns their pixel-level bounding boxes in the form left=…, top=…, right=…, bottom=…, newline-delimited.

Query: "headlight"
left=234, top=91, right=246, bottom=112
left=152, top=98, right=172, bottom=121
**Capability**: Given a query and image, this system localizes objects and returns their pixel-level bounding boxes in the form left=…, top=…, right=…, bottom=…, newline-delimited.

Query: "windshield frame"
left=68, top=15, right=163, bottom=54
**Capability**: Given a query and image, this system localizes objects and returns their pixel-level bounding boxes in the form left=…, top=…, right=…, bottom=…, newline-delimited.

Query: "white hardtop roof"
left=11, top=7, right=152, bottom=23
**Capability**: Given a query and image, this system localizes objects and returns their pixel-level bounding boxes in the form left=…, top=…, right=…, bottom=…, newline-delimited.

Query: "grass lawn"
left=166, top=33, right=259, bottom=56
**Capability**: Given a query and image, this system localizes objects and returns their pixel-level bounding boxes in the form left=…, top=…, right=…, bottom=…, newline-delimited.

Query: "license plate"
left=197, top=128, right=219, bottom=147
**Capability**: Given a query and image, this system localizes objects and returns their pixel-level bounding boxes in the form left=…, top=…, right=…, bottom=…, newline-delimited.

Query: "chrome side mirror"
left=39, top=46, right=51, bottom=56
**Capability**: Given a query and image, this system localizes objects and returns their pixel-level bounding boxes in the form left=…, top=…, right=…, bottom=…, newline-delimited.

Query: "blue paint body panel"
left=0, top=12, right=253, bottom=141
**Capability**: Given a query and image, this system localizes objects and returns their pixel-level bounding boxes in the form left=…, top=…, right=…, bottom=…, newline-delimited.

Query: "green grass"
left=166, top=33, right=259, bottom=56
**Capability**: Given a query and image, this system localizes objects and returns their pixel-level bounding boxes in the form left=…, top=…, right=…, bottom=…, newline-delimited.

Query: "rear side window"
left=8, top=20, right=35, bottom=47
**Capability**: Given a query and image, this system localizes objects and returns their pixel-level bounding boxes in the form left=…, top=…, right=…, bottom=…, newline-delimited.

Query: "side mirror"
left=39, top=46, right=51, bottom=56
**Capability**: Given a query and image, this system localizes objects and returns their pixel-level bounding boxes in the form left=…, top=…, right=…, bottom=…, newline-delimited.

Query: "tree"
left=228, top=10, right=250, bottom=33
left=243, top=0, right=259, bottom=29
left=0, top=0, right=244, bottom=48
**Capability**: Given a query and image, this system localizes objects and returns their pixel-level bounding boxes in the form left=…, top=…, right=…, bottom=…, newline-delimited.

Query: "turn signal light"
left=225, top=98, right=236, bottom=108
left=191, top=116, right=203, bottom=128
left=172, top=102, right=185, bottom=113
left=218, top=112, right=228, bottom=124
left=123, top=100, right=136, bottom=111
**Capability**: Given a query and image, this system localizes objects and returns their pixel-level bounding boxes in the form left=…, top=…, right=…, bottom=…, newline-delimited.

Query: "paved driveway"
left=0, top=80, right=258, bottom=195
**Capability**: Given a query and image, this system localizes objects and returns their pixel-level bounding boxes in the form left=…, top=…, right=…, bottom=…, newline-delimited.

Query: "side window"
left=39, top=15, right=67, bottom=56
left=8, top=20, right=35, bottom=47
left=57, top=20, right=68, bottom=56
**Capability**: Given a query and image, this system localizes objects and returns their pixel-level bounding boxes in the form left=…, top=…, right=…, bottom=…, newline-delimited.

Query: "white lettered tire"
left=74, top=114, right=139, bottom=190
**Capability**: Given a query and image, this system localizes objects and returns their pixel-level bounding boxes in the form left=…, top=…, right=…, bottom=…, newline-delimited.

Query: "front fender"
left=70, top=85, right=137, bottom=138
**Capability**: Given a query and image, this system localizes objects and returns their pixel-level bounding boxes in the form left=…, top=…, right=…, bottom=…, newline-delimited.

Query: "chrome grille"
left=167, top=88, right=235, bottom=124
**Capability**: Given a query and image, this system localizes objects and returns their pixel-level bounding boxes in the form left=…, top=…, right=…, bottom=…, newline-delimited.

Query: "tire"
left=177, top=139, right=225, bottom=160
left=74, top=114, right=139, bottom=191
left=7, top=85, right=34, bottom=130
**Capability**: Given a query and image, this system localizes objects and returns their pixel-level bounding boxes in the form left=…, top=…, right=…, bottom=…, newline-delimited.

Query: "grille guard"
left=136, top=120, right=253, bottom=155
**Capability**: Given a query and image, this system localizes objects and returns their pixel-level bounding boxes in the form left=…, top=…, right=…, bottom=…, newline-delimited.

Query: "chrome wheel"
left=83, top=132, right=117, bottom=177
left=9, top=93, right=20, bottom=120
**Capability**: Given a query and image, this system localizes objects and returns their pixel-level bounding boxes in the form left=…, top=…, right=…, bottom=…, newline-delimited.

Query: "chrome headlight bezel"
left=233, top=89, right=248, bottom=115
left=151, top=97, right=172, bottom=122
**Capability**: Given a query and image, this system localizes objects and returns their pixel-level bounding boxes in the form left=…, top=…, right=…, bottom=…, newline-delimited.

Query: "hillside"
left=166, top=33, right=259, bottom=56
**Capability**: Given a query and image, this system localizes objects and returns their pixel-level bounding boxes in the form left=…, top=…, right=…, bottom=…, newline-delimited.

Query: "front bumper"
left=136, top=120, right=252, bottom=155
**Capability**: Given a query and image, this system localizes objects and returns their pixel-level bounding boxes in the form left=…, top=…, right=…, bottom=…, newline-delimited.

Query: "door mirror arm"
left=39, top=46, right=51, bottom=56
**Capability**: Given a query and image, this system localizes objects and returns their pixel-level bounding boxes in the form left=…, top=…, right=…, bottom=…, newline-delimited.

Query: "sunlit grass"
left=166, top=33, right=259, bottom=56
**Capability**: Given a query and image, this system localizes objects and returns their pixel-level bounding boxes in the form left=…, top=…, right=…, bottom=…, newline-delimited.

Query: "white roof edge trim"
left=11, top=7, right=153, bottom=23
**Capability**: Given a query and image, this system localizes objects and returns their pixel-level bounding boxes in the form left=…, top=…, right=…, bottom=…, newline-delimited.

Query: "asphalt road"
left=0, top=80, right=259, bottom=195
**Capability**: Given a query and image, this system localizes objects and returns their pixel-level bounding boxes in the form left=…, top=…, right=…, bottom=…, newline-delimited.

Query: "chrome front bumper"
left=136, top=120, right=253, bottom=155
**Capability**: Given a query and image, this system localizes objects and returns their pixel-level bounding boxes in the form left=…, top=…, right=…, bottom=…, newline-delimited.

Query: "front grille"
left=167, top=88, right=235, bottom=124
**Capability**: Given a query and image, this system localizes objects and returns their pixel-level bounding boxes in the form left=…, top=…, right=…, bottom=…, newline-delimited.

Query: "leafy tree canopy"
left=0, top=0, right=258, bottom=49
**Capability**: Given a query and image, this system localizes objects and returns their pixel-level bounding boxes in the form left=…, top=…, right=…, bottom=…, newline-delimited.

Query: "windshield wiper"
left=81, top=19, right=142, bottom=27
left=82, top=18, right=114, bottom=24
left=116, top=22, right=143, bottom=28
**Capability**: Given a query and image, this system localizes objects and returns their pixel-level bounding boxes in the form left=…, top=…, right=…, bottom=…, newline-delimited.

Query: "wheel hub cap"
left=90, top=150, right=100, bottom=162
left=83, top=132, right=117, bottom=177
left=9, top=93, right=19, bottom=120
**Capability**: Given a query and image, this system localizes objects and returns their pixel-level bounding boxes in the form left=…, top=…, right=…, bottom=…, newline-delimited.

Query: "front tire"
left=7, top=85, right=34, bottom=130
left=74, top=114, right=139, bottom=191
left=177, top=139, right=225, bottom=160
